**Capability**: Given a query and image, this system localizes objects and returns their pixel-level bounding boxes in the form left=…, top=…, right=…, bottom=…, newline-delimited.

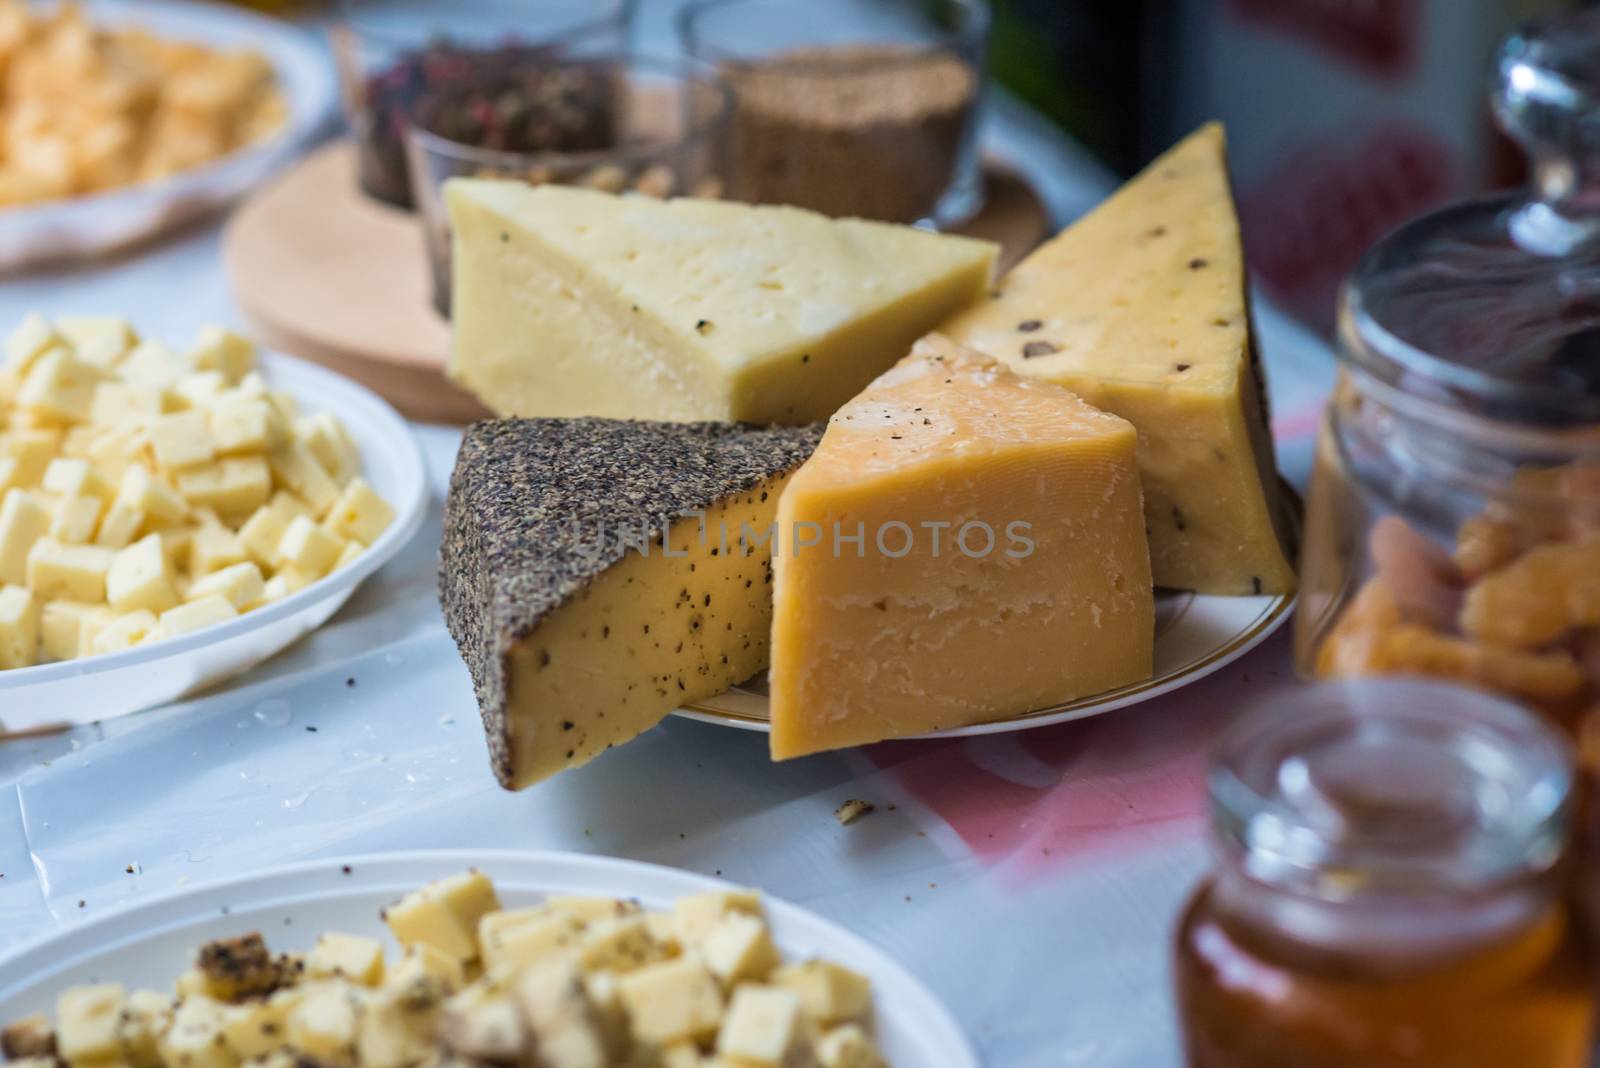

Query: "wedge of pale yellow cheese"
left=768, top=336, right=1154, bottom=759
left=445, top=181, right=997, bottom=426
left=941, top=124, right=1296, bottom=595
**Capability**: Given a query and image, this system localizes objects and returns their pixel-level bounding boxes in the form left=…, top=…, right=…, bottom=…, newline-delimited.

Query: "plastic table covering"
left=0, top=25, right=1339, bottom=1068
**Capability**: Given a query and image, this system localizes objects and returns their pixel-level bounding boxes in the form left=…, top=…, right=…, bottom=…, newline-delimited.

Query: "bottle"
left=1174, top=679, right=1595, bottom=1067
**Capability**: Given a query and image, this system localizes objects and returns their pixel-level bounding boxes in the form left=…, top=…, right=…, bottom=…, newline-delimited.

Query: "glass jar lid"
left=1210, top=680, right=1572, bottom=900
left=1341, top=10, right=1600, bottom=426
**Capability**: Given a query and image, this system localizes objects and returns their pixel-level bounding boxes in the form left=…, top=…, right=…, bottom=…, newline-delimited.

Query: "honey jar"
left=1296, top=11, right=1600, bottom=724
left=1174, top=680, right=1595, bottom=1067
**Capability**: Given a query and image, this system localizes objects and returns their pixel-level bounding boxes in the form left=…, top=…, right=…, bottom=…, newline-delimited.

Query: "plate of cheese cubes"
left=0, top=315, right=427, bottom=729
left=0, top=851, right=977, bottom=1068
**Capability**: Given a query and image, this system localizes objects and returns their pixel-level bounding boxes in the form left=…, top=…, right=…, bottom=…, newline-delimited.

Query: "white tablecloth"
left=0, top=13, right=1340, bottom=1064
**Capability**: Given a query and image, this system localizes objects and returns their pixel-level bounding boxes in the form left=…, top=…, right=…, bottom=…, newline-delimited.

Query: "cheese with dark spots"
left=441, top=418, right=821, bottom=789
left=941, top=123, right=1296, bottom=595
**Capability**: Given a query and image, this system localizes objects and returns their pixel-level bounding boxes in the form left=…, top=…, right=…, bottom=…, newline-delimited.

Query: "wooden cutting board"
left=224, top=142, right=1051, bottom=424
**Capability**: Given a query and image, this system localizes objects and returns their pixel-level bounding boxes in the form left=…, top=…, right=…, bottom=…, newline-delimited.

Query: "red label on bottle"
left=1228, top=0, right=1421, bottom=75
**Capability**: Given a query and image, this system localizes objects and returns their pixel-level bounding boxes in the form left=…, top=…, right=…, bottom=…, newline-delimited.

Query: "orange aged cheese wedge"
left=768, top=336, right=1154, bottom=759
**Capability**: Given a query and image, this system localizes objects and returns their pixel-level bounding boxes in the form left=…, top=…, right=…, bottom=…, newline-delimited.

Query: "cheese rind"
left=441, top=418, right=821, bottom=790
left=941, top=123, right=1295, bottom=595
left=446, top=181, right=997, bottom=426
left=769, top=337, right=1155, bottom=758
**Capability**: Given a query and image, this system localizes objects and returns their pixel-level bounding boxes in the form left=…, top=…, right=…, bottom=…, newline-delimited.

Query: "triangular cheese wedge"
left=768, top=337, right=1154, bottom=759
left=941, top=124, right=1296, bottom=595
left=442, top=417, right=821, bottom=789
left=446, top=181, right=998, bottom=426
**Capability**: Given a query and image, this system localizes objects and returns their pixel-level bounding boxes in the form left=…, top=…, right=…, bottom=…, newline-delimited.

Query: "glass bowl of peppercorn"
left=679, top=0, right=989, bottom=227
left=403, top=53, right=735, bottom=317
left=332, top=0, right=636, bottom=209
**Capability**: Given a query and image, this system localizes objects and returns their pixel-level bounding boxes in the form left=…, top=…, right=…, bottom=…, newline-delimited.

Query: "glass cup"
left=404, top=54, right=734, bottom=317
left=331, top=0, right=636, bottom=208
left=678, top=0, right=989, bottom=226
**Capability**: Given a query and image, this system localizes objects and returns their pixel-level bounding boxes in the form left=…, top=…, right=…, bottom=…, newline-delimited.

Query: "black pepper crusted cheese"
left=440, top=418, right=822, bottom=787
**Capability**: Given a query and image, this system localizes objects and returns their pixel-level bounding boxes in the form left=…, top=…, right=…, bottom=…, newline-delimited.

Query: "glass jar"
left=1174, top=680, right=1594, bottom=1068
left=677, top=0, right=989, bottom=226
left=331, top=0, right=636, bottom=209
left=404, top=54, right=733, bottom=317
left=1296, top=11, right=1600, bottom=727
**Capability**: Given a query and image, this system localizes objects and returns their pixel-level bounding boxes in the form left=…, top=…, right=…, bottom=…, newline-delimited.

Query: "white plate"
left=0, top=351, right=428, bottom=730
left=678, top=490, right=1300, bottom=738
left=0, top=850, right=981, bottom=1068
left=0, top=0, right=338, bottom=271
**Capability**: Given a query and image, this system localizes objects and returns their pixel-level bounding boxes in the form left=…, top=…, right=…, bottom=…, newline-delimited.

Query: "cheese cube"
left=40, top=599, right=94, bottom=661
left=355, top=988, right=437, bottom=1068
left=90, top=381, right=165, bottom=426
left=277, top=514, right=343, bottom=577
left=0, top=428, right=61, bottom=485
left=56, top=983, right=125, bottom=1064
left=255, top=567, right=314, bottom=606
left=771, top=961, right=871, bottom=1025
left=268, top=442, right=338, bottom=515
left=157, top=595, right=237, bottom=638
left=117, top=465, right=189, bottom=524
left=209, top=397, right=282, bottom=455
left=237, top=494, right=305, bottom=568
left=107, top=533, right=178, bottom=614
left=57, top=315, right=135, bottom=367
left=184, top=562, right=264, bottom=610
left=49, top=495, right=102, bottom=544
left=190, top=326, right=256, bottom=383
left=305, top=932, right=386, bottom=987
left=296, top=413, right=359, bottom=486
left=479, top=912, right=583, bottom=974
left=219, top=991, right=296, bottom=1060
left=674, top=891, right=764, bottom=947
left=173, top=371, right=228, bottom=410
left=334, top=539, right=365, bottom=570
left=0, top=584, right=39, bottom=668
left=76, top=605, right=118, bottom=656
left=0, top=457, right=19, bottom=494
left=388, top=944, right=466, bottom=996
left=0, top=488, right=51, bottom=584
left=579, top=915, right=669, bottom=975
left=5, top=314, right=59, bottom=373
left=28, top=539, right=112, bottom=603
left=702, top=913, right=780, bottom=986
left=816, top=1024, right=886, bottom=1068
left=660, top=1043, right=702, bottom=1068
left=324, top=478, right=393, bottom=546
left=191, top=521, right=248, bottom=575
left=384, top=870, right=502, bottom=961
left=439, top=990, right=525, bottom=1063
left=514, top=960, right=624, bottom=1066
left=43, top=458, right=111, bottom=502
left=86, top=426, right=149, bottom=483
left=120, top=340, right=193, bottom=392
left=176, top=457, right=270, bottom=518
left=18, top=348, right=99, bottom=423
left=115, top=989, right=174, bottom=1068
left=159, top=997, right=236, bottom=1068
left=94, top=501, right=145, bottom=549
left=715, top=985, right=805, bottom=1068
left=148, top=411, right=215, bottom=470
left=616, top=958, right=724, bottom=1045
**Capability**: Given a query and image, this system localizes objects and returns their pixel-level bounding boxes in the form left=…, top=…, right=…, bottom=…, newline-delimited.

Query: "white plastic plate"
left=0, top=850, right=982, bottom=1068
left=0, top=351, right=428, bottom=730
left=0, top=0, right=337, bottom=271
left=679, top=488, right=1300, bottom=738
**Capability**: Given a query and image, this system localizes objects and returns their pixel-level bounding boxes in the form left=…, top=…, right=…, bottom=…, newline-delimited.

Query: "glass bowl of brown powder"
left=678, top=0, right=989, bottom=226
